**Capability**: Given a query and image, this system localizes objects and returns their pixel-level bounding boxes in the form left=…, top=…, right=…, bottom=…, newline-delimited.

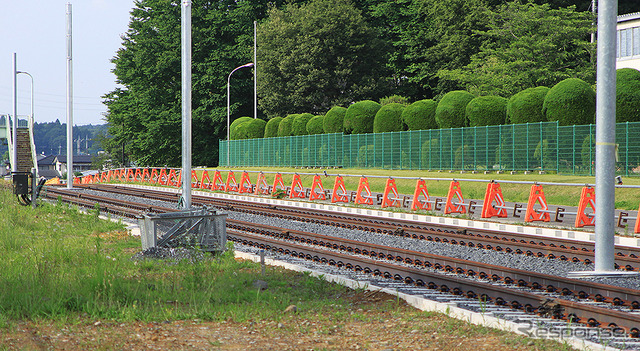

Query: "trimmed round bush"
left=229, top=116, right=253, bottom=140
left=543, top=78, right=595, bottom=126
left=401, top=99, right=438, bottom=130
left=264, top=117, right=283, bottom=138
left=277, top=114, right=298, bottom=137
left=435, top=91, right=475, bottom=129
left=616, top=68, right=640, bottom=122
left=343, top=100, right=381, bottom=134
left=306, top=115, right=325, bottom=135
left=235, top=118, right=266, bottom=139
left=506, top=86, right=549, bottom=124
left=373, top=103, right=406, bottom=133
left=323, top=106, right=347, bottom=133
left=292, top=113, right=314, bottom=135
left=466, top=96, right=508, bottom=127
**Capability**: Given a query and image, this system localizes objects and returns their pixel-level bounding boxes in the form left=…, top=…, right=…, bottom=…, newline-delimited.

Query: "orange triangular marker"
left=126, top=169, right=135, bottom=182
left=134, top=168, right=142, bottom=182
left=119, top=169, right=127, bottom=181
left=225, top=171, right=239, bottom=192
left=444, top=181, right=466, bottom=214
left=411, top=179, right=431, bottom=211
left=149, top=169, right=159, bottom=184
left=331, top=176, right=349, bottom=203
left=212, top=171, right=225, bottom=191
left=255, top=173, right=270, bottom=195
left=525, top=184, right=550, bottom=222
left=355, top=177, right=373, bottom=205
left=481, top=182, right=508, bottom=218
left=239, top=172, right=253, bottom=193
left=199, top=171, right=211, bottom=189
left=575, top=186, right=596, bottom=227
left=381, top=178, right=401, bottom=208
left=158, top=169, right=168, bottom=185
left=167, top=169, right=180, bottom=187
left=309, top=175, right=326, bottom=201
left=141, top=168, right=151, bottom=183
left=99, top=171, right=108, bottom=183
left=290, top=174, right=305, bottom=199
left=191, top=170, right=200, bottom=188
left=272, top=173, right=286, bottom=193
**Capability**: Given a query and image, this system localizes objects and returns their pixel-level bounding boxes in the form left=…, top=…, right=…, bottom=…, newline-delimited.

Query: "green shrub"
left=401, top=99, right=438, bottom=131
left=506, top=86, right=549, bottom=124
left=435, top=90, right=475, bottom=129
left=357, top=145, right=380, bottom=167
left=373, top=103, right=406, bottom=133
left=292, top=113, right=314, bottom=136
left=466, top=96, right=508, bottom=127
left=323, top=106, right=347, bottom=133
left=277, top=114, right=298, bottom=137
left=236, top=118, right=266, bottom=139
left=543, top=78, right=595, bottom=126
left=344, top=100, right=381, bottom=134
left=264, top=117, right=283, bottom=138
left=379, top=95, right=409, bottom=106
left=229, top=116, right=253, bottom=140
left=306, top=115, right=325, bottom=135
left=616, top=68, right=640, bottom=122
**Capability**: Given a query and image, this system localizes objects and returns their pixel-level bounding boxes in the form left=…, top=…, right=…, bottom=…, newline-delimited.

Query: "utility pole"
left=66, top=3, right=73, bottom=188
left=181, top=0, right=192, bottom=209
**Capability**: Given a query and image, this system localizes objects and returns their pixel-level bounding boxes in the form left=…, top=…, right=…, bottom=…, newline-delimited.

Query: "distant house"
left=617, top=12, right=640, bottom=70
left=37, top=154, right=60, bottom=179
left=54, top=155, right=94, bottom=175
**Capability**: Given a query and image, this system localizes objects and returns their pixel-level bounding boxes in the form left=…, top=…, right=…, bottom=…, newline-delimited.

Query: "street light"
left=227, top=62, right=254, bottom=166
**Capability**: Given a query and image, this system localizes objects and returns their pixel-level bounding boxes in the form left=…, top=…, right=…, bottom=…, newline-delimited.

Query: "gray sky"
left=0, top=0, right=135, bottom=126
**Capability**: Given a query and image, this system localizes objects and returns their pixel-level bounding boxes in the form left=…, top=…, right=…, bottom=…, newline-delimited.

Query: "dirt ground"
left=0, top=290, right=569, bottom=351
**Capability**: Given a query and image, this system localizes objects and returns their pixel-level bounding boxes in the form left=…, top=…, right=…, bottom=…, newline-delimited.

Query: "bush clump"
left=435, top=91, right=475, bottom=129
left=379, top=95, right=409, bottom=106
left=277, top=114, right=298, bottom=137
left=229, top=116, right=253, bottom=140
left=292, top=113, right=314, bottom=136
left=543, top=78, right=595, bottom=126
left=616, top=68, right=640, bottom=122
left=466, top=96, right=508, bottom=127
left=306, top=115, right=325, bottom=135
left=323, top=106, right=347, bottom=133
left=264, top=117, right=283, bottom=138
left=373, top=103, right=406, bottom=133
left=506, top=86, right=549, bottom=124
left=235, top=119, right=266, bottom=140
left=344, top=100, right=381, bottom=134
left=401, top=99, right=438, bottom=131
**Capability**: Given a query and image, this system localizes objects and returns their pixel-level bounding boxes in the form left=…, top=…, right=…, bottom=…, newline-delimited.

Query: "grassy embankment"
left=192, top=167, right=640, bottom=211
left=0, top=180, right=573, bottom=350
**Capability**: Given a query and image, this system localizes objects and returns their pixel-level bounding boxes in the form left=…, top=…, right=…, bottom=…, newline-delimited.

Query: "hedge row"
left=229, top=69, right=640, bottom=140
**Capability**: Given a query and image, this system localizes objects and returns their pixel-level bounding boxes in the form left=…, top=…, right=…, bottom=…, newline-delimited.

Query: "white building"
left=617, top=12, right=640, bottom=70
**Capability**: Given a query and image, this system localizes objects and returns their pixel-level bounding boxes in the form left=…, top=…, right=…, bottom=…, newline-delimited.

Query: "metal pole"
left=17, top=71, right=36, bottom=178
left=12, top=53, right=17, bottom=173
left=594, top=0, right=616, bottom=272
left=66, top=3, right=73, bottom=189
left=254, top=21, right=257, bottom=119
left=181, top=0, right=192, bottom=209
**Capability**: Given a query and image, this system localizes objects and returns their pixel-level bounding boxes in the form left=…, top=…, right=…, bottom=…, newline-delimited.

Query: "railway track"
left=41, top=184, right=640, bottom=344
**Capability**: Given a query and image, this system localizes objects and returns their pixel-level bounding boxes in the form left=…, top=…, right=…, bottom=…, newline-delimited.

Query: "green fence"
left=219, top=121, right=640, bottom=176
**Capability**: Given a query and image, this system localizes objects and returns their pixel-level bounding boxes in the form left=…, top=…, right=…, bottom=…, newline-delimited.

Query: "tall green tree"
left=256, top=0, right=392, bottom=118
left=103, top=0, right=291, bottom=167
left=437, top=2, right=595, bottom=97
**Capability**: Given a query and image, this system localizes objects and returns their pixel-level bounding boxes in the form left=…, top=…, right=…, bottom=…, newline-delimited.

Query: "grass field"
left=194, top=167, right=640, bottom=211
left=0, top=180, right=574, bottom=350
